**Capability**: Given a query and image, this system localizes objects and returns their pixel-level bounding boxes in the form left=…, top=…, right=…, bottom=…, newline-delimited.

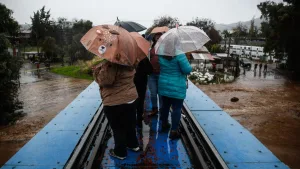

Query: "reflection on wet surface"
left=0, top=62, right=92, bottom=166
left=101, top=115, right=191, bottom=168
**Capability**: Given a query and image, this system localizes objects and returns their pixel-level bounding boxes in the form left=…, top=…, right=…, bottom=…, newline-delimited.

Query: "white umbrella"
left=154, top=26, right=210, bottom=56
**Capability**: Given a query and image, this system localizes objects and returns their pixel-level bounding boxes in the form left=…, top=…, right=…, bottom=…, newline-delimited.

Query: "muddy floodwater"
left=0, top=63, right=92, bottom=166
left=198, top=65, right=300, bottom=169
left=0, top=63, right=299, bottom=168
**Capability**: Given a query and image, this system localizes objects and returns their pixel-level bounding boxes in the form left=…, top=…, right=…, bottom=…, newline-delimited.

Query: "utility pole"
left=227, top=36, right=231, bottom=57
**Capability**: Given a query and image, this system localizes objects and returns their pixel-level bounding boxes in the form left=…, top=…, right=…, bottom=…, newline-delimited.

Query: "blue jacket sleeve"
left=177, top=54, right=192, bottom=75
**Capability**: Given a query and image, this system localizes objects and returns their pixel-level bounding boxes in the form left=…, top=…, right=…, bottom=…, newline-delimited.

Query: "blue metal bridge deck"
left=101, top=116, right=192, bottom=168
left=1, top=81, right=289, bottom=169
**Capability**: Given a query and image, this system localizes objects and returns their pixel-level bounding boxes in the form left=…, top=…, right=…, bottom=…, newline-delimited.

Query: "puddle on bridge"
left=199, top=64, right=300, bottom=169
left=0, top=62, right=92, bottom=166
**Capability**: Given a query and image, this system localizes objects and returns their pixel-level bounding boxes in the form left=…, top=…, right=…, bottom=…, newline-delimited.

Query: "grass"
left=50, top=57, right=104, bottom=80
left=51, top=65, right=94, bottom=80
left=23, top=46, right=39, bottom=52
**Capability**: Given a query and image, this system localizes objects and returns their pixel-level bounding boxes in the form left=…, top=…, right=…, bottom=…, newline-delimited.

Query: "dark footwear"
left=161, top=123, right=171, bottom=131
left=169, top=130, right=180, bottom=140
left=136, top=121, right=143, bottom=129
left=148, top=107, right=158, bottom=116
left=143, top=112, right=150, bottom=125
left=109, top=149, right=126, bottom=160
left=127, top=146, right=141, bottom=152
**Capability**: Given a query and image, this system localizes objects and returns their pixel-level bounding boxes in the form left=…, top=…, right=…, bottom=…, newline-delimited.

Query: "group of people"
left=254, top=62, right=268, bottom=72
left=93, top=32, right=192, bottom=160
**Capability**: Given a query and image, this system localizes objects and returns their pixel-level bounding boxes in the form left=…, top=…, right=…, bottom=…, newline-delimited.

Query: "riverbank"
left=49, top=58, right=104, bottom=80
left=198, top=67, right=300, bottom=169
left=51, top=65, right=93, bottom=80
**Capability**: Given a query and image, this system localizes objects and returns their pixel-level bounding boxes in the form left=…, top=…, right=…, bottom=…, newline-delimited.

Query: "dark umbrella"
left=114, top=17, right=147, bottom=32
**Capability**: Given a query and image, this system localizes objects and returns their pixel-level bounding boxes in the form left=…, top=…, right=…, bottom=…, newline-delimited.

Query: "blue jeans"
left=148, top=74, right=162, bottom=109
left=160, top=96, right=183, bottom=130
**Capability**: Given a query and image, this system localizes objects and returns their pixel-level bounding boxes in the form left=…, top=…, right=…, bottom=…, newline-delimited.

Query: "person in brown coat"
left=93, top=60, right=140, bottom=160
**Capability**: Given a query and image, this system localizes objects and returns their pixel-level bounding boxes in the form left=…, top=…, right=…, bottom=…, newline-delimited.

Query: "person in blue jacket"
left=158, top=49, right=192, bottom=139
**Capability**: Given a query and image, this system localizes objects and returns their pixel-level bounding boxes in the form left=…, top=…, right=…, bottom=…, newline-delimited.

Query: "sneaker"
left=109, top=149, right=126, bottom=160
left=127, top=146, right=141, bottom=152
left=169, top=130, right=180, bottom=140
left=161, top=123, right=171, bottom=131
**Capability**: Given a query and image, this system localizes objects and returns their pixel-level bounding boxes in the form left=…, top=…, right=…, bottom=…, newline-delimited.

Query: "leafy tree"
left=210, top=44, right=225, bottom=53
left=257, top=0, right=300, bottom=77
left=72, top=19, right=93, bottom=34
left=0, top=3, right=19, bottom=36
left=30, top=6, right=52, bottom=53
left=187, top=18, right=222, bottom=48
left=64, top=19, right=93, bottom=63
left=232, top=22, right=248, bottom=37
left=0, top=4, right=23, bottom=125
left=230, top=22, right=248, bottom=44
left=186, top=18, right=215, bottom=32
left=67, top=33, right=93, bottom=64
left=222, top=30, right=230, bottom=51
left=41, top=36, right=57, bottom=61
left=248, top=18, right=259, bottom=39
left=146, top=16, right=180, bottom=35
left=207, top=27, right=222, bottom=44
left=55, top=17, right=72, bottom=46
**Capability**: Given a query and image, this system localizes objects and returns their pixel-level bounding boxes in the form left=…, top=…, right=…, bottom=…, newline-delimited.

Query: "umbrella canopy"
left=151, top=26, right=169, bottom=34
left=145, top=26, right=169, bottom=41
left=80, top=25, right=140, bottom=66
left=191, top=53, right=214, bottom=60
left=129, top=32, right=150, bottom=57
left=155, top=26, right=210, bottom=56
left=114, top=20, right=147, bottom=32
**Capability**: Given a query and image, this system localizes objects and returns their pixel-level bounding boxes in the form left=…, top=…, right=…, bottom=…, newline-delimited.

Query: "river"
left=0, top=62, right=92, bottom=166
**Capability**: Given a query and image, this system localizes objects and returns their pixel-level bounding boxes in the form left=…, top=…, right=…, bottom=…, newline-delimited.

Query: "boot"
left=169, top=130, right=180, bottom=140
left=161, top=122, right=171, bottom=132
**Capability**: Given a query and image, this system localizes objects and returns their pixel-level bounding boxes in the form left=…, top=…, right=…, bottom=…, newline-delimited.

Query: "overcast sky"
left=1, top=0, right=283, bottom=27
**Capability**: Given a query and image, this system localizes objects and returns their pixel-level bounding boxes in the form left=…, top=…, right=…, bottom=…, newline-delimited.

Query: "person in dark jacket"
left=148, top=33, right=163, bottom=116
left=264, top=64, right=268, bottom=72
left=134, top=57, right=153, bottom=129
left=254, top=63, right=258, bottom=71
left=259, top=63, right=263, bottom=71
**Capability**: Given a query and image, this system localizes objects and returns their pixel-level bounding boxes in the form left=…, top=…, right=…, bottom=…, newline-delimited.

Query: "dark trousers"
left=134, top=76, right=148, bottom=125
left=104, top=103, right=139, bottom=157
left=160, top=96, right=184, bottom=130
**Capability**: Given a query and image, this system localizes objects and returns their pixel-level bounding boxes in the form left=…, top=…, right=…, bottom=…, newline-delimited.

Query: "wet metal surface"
left=101, top=116, right=193, bottom=169
left=3, top=130, right=84, bottom=166
left=185, top=81, right=222, bottom=111
left=1, top=166, right=63, bottom=169
left=192, top=111, right=284, bottom=164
